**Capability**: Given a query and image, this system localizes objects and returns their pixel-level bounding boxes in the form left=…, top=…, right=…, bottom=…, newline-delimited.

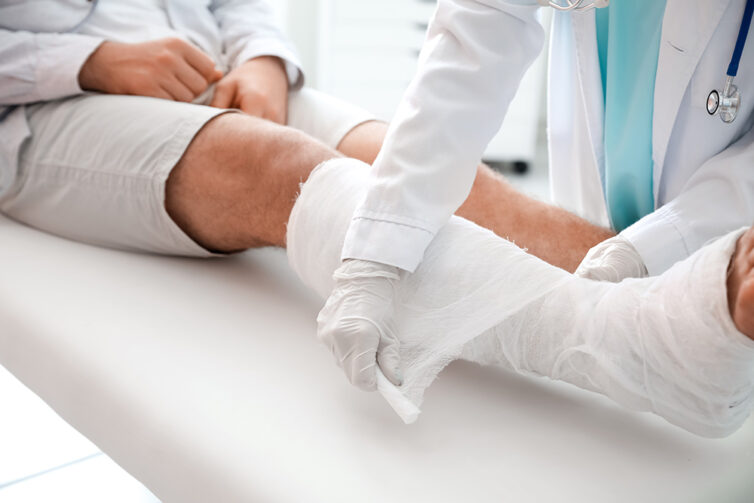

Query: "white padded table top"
left=1, top=214, right=753, bottom=502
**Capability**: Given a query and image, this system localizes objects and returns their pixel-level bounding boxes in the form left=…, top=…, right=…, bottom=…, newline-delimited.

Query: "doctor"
left=318, top=0, right=754, bottom=390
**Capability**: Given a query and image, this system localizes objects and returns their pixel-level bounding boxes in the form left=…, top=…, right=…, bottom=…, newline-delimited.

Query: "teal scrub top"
left=595, top=0, right=668, bottom=231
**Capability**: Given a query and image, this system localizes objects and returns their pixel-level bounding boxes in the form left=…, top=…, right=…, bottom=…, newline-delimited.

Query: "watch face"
left=707, top=90, right=720, bottom=115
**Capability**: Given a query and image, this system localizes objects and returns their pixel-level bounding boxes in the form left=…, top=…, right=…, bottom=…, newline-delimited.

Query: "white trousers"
left=0, top=88, right=373, bottom=256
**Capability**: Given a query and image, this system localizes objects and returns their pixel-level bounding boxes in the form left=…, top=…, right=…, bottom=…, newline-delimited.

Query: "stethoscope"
left=542, top=0, right=753, bottom=125
left=707, top=0, right=753, bottom=123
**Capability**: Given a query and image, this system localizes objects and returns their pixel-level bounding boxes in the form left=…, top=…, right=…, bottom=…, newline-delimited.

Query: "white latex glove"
left=316, top=259, right=403, bottom=391
left=575, top=235, right=648, bottom=282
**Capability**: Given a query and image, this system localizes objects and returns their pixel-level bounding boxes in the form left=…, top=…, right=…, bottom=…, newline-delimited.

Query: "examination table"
left=1, top=214, right=753, bottom=502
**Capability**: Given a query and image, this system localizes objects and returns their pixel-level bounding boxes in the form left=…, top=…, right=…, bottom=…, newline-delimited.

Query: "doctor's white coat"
left=342, top=0, right=754, bottom=276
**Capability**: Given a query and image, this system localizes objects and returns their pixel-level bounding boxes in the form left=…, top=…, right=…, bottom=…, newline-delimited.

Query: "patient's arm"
left=0, top=28, right=103, bottom=106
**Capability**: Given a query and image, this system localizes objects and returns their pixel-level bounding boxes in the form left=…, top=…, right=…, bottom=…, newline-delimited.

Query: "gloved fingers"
left=333, top=259, right=401, bottom=283
left=336, top=317, right=381, bottom=391
left=348, top=345, right=378, bottom=392
left=377, top=333, right=403, bottom=387
left=316, top=286, right=344, bottom=323
left=575, top=235, right=648, bottom=282
left=315, top=258, right=402, bottom=392
left=575, top=263, right=620, bottom=282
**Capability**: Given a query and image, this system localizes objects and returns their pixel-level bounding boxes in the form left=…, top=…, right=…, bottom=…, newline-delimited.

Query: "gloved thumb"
left=377, top=324, right=402, bottom=387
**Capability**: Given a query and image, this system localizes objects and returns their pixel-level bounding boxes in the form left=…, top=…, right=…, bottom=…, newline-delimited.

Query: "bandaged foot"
left=727, top=229, right=754, bottom=340
left=287, top=159, right=754, bottom=438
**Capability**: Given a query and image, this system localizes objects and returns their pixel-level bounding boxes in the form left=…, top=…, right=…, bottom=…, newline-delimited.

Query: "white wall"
left=272, top=0, right=550, bottom=171
left=272, top=0, right=322, bottom=86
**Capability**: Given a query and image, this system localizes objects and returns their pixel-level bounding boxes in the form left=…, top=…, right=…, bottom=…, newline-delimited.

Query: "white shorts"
left=0, top=88, right=374, bottom=256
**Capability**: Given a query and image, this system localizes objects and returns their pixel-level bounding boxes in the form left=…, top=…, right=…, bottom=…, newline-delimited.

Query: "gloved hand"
left=575, top=235, right=648, bottom=282
left=316, top=259, right=403, bottom=391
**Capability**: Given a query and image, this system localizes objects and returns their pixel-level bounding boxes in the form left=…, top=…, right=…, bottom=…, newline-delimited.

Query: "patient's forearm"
left=457, top=166, right=614, bottom=272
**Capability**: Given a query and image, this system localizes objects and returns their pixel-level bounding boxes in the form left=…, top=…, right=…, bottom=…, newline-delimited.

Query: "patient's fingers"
left=238, top=94, right=266, bottom=119
left=180, top=39, right=222, bottom=84
left=153, top=85, right=175, bottom=102
left=210, top=80, right=237, bottom=109
left=162, top=76, right=196, bottom=103
left=175, top=59, right=213, bottom=97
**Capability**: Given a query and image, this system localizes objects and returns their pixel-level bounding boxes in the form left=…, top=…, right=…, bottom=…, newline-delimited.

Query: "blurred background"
left=277, top=0, right=551, bottom=200
left=0, top=1, right=551, bottom=501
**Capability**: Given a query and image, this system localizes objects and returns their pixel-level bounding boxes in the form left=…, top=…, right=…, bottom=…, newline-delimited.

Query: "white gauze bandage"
left=287, top=159, right=754, bottom=437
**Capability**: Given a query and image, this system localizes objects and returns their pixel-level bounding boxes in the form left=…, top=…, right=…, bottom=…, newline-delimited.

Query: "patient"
left=1, top=1, right=607, bottom=270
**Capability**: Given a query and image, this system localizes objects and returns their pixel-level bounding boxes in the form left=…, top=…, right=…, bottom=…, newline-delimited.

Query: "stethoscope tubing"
left=728, top=0, right=754, bottom=77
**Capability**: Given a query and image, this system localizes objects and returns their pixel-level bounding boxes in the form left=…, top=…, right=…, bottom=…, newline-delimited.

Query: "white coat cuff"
left=234, top=42, right=304, bottom=90
left=620, top=205, right=689, bottom=276
left=341, top=217, right=436, bottom=272
left=34, top=33, right=104, bottom=102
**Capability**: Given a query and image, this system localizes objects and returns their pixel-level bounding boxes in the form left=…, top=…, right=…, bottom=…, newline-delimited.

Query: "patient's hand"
left=79, top=38, right=222, bottom=102
left=210, top=56, right=289, bottom=124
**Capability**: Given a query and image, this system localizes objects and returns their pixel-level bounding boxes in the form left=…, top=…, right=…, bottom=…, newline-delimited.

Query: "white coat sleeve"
left=621, top=129, right=754, bottom=276
left=340, top=0, right=544, bottom=272
left=0, top=29, right=103, bottom=106
left=210, top=0, right=304, bottom=89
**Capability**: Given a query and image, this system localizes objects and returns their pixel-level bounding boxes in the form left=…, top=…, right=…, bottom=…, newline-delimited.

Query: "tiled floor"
left=0, top=365, right=159, bottom=502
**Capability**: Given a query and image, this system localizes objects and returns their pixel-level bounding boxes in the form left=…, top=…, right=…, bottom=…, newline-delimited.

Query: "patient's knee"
left=166, top=112, right=338, bottom=251
left=183, top=112, right=334, bottom=182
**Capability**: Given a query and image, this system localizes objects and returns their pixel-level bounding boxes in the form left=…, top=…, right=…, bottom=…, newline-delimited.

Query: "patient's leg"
left=287, top=158, right=754, bottom=437
left=166, top=113, right=339, bottom=251
left=167, top=112, right=610, bottom=267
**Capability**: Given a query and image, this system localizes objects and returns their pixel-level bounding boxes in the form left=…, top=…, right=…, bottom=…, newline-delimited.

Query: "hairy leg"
left=166, top=113, right=341, bottom=252
left=167, top=115, right=610, bottom=266
left=337, top=121, right=612, bottom=272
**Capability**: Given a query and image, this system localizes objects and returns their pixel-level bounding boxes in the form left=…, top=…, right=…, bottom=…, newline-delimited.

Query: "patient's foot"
left=728, top=227, right=754, bottom=340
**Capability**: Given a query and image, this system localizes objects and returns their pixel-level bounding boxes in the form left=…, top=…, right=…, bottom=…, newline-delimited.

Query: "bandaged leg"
left=287, top=159, right=754, bottom=438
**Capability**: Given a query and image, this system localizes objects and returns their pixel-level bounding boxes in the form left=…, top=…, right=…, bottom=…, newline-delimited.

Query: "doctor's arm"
left=619, top=129, right=754, bottom=278
left=320, top=0, right=551, bottom=391
left=341, top=0, right=546, bottom=271
left=0, top=29, right=103, bottom=106
left=209, top=0, right=304, bottom=122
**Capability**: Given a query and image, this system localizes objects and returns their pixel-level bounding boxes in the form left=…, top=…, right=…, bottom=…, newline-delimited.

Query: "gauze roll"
left=287, top=158, right=754, bottom=437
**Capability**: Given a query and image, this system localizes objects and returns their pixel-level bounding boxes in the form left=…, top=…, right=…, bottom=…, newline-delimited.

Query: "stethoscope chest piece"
left=707, top=77, right=741, bottom=124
